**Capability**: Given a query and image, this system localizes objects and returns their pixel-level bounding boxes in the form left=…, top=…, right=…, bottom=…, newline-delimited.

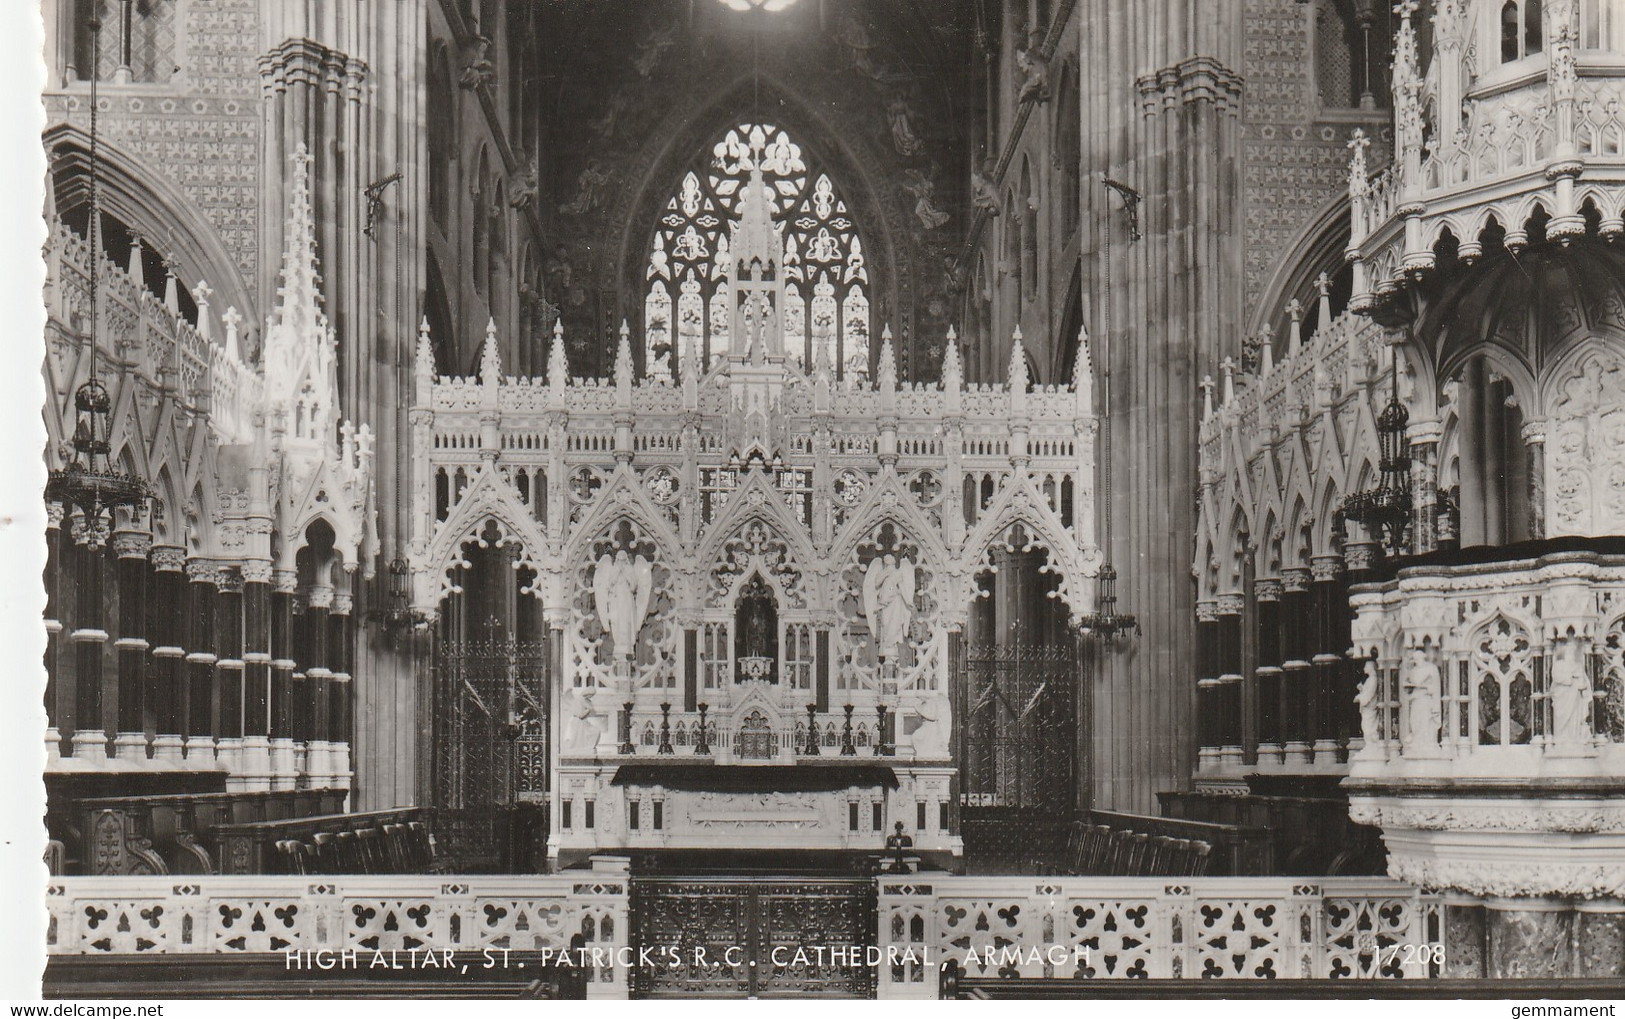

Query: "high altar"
left=409, top=163, right=1101, bottom=869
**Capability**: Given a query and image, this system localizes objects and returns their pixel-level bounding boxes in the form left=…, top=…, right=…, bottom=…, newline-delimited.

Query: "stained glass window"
left=644, top=123, right=872, bottom=380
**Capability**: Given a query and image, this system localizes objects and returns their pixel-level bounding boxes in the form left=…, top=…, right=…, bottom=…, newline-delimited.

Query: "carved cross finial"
left=1200, top=374, right=1217, bottom=418
left=1315, top=271, right=1332, bottom=296
left=877, top=326, right=897, bottom=389
left=942, top=326, right=963, bottom=389
left=222, top=305, right=243, bottom=362
left=191, top=279, right=213, bottom=306
left=1286, top=298, right=1304, bottom=322
left=480, top=317, right=501, bottom=384
left=614, top=320, right=635, bottom=389
left=1347, top=129, right=1372, bottom=198
left=1073, top=325, right=1093, bottom=415
left=548, top=319, right=569, bottom=391
left=415, top=316, right=435, bottom=378
left=1008, top=325, right=1029, bottom=394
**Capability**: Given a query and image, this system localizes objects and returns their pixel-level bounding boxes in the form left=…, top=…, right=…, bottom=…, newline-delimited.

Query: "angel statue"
left=593, top=549, right=653, bottom=660
left=862, top=553, right=916, bottom=660
left=900, top=168, right=950, bottom=230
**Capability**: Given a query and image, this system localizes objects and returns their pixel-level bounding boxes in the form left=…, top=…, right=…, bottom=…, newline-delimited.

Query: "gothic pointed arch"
left=603, top=75, right=914, bottom=375
left=561, top=465, right=683, bottom=572
left=46, top=124, right=256, bottom=330
left=961, top=470, right=1101, bottom=626
left=418, top=462, right=549, bottom=611
left=640, top=120, right=875, bottom=377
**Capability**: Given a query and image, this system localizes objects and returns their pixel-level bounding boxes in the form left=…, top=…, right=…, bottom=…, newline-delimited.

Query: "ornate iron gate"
left=630, top=878, right=877, bottom=998
left=960, top=639, right=1077, bottom=811
left=431, top=636, right=549, bottom=870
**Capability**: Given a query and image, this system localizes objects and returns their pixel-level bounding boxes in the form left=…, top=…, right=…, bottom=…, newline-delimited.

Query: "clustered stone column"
left=111, top=528, right=151, bottom=765
left=1522, top=418, right=1546, bottom=541
left=185, top=558, right=219, bottom=767
left=67, top=513, right=110, bottom=763
left=1309, top=554, right=1348, bottom=764
left=240, top=560, right=273, bottom=791
left=1408, top=418, right=1442, bottom=555
left=1214, top=592, right=1245, bottom=767
left=43, top=503, right=64, bottom=765
left=1194, top=600, right=1220, bottom=768
left=216, top=568, right=245, bottom=776
left=269, top=568, right=299, bottom=789
left=1253, top=577, right=1283, bottom=765
left=1279, top=566, right=1315, bottom=765
left=149, top=544, right=188, bottom=766
left=42, top=507, right=355, bottom=791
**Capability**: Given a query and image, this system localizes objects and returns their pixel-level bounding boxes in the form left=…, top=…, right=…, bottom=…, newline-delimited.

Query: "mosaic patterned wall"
left=1241, top=0, right=1390, bottom=309
left=45, top=0, right=262, bottom=285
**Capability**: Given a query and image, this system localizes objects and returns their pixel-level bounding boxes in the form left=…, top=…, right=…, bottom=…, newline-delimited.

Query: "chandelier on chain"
left=1077, top=176, right=1139, bottom=641
left=46, top=15, right=149, bottom=549
left=1341, top=335, right=1413, bottom=557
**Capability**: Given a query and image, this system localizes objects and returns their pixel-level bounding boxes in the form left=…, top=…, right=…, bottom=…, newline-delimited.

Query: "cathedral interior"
left=28, top=0, right=1625, bottom=998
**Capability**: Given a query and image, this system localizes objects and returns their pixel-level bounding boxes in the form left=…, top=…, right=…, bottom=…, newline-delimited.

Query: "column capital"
left=1282, top=566, right=1314, bottom=593
left=1195, top=599, right=1220, bottom=623
left=1343, top=540, right=1381, bottom=572
left=1216, top=592, right=1245, bottom=616
left=186, top=558, right=219, bottom=584
left=1254, top=577, right=1283, bottom=601
left=1309, top=554, right=1346, bottom=582
left=241, top=560, right=273, bottom=585
left=307, top=585, right=335, bottom=610
left=332, top=591, right=354, bottom=616
left=272, top=568, right=299, bottom=594
left=217, top=568, right=245, bottom=595
left=152, top=545, right=188, bottom=572
left=112, top=529, right=152, bottom=560
left=46, top=501, right=64, bottom=529
left=1521, top=418, right=1547, bottom=445
left=1406, top=418, right=1443, bottom=445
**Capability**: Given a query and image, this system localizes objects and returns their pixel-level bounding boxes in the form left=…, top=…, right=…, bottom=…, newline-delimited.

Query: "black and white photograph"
left=2, top=0, right=1624, bottom=1004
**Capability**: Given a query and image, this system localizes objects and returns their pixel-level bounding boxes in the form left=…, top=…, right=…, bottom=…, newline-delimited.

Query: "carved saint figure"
left=971, top=159, right=1001, bottom=216
left=593, top=550, right=653, bottom=659
left=908, top=692, right=950, bottom=757
left=862, top=554, right=916, bottom=659
left=1016, top=46, right=1050, bottom=104
left=886, top=95, right=924, bottom=157
left=1401, top=647, right=1442, bottom=752
left=1355, top=658, right=1382, bottom=744
left=563, top=689, right=607, bottom=753
left=1551, top=641, right=1593, bottom=745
